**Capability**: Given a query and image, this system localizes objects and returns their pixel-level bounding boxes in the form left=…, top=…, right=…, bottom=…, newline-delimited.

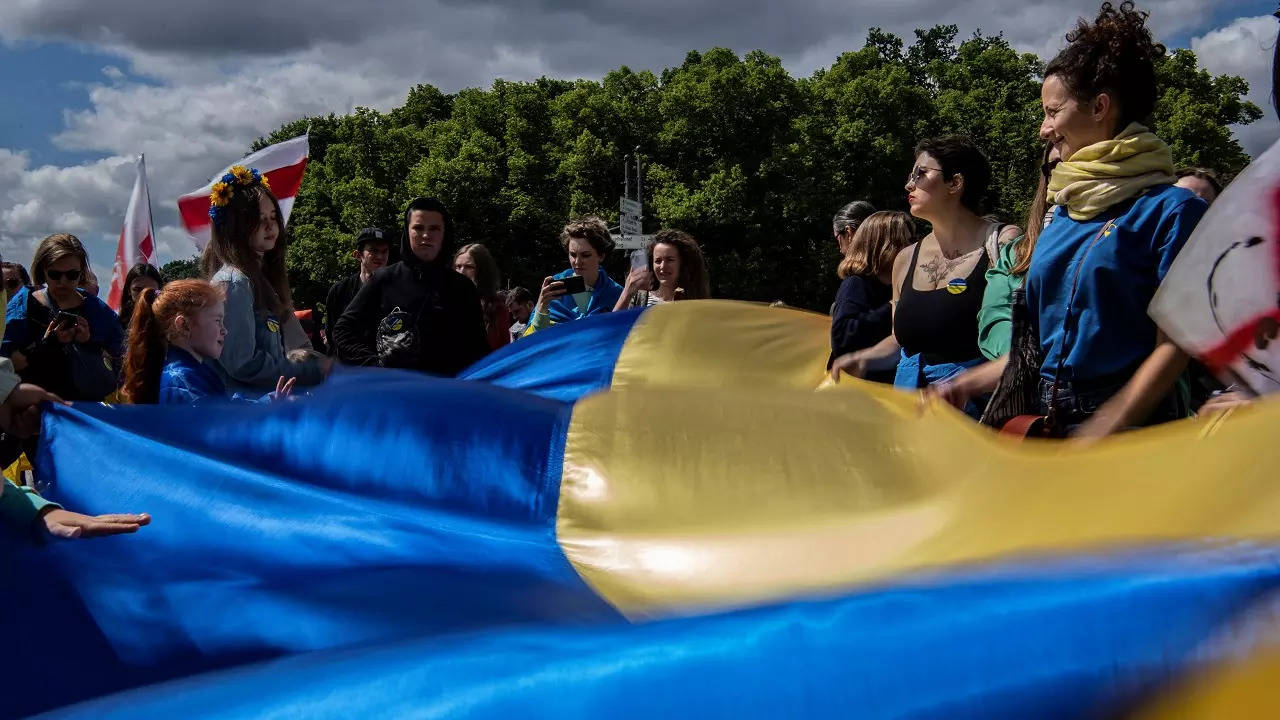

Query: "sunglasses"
left=46, top=269, right=81, bottom=282
left=907, top=166, right=943, bottom=185
left=3, top=279, right=21, bottom=292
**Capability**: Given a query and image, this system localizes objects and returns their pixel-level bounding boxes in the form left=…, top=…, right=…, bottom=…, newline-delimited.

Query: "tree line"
left=162, top=25, right=1260, bottom=312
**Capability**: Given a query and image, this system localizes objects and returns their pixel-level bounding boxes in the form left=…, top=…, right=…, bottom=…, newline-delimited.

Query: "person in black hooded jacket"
left=332, top=197, right=488, bottom=376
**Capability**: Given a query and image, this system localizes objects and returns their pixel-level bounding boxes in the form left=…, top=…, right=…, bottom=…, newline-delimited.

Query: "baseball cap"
left=355, top=227, right=388, bottom=249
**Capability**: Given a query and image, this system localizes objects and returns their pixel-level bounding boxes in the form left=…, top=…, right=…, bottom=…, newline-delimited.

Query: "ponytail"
left=122, top=288, right=165, bottom=404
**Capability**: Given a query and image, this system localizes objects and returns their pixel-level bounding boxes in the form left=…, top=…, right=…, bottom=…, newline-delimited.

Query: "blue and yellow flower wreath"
left=208, top=165, right=272, bottom=224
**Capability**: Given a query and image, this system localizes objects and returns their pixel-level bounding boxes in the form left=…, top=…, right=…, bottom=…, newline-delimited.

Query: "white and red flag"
left=177, top=134, right=309, bottom=249
left=107, top=155, right=154, bottom=312
left=1150, top=139, right=1280, bottom=395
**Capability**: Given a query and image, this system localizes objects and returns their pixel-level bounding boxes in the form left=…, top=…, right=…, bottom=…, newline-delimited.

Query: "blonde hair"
left=837, top=211, right=915, bottom=279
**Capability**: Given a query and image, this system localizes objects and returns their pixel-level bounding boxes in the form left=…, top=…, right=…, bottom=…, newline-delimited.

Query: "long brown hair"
left=200, top=184, right=292, bottom=317
left=1011, top=145, right=1058, bottom=276
left=838, top=211, right=915, bottom=280
left=646, top=229, right=711, bottom=300
left=455, top=243, right=500, bottom=299
left=123, top=279, right=223, bottom=404
left=455, top=243, right=504, bottom=335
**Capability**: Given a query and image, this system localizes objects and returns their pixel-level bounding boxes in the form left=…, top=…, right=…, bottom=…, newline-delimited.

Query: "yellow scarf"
left=1047, top=123, right=1175, bottom=221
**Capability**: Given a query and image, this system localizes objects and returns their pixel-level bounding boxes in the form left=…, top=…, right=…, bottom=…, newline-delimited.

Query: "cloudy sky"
left=0, top=0, right=1274, bottom=284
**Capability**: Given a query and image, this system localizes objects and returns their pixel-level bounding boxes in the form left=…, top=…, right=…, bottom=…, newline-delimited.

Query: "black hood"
left=400, top=197, right=454, bottom=272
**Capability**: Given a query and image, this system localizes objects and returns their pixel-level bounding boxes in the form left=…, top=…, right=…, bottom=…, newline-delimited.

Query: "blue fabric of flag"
left=2, top=371, right=617, bottom=718
left=31, top=545, right=1280, bottom=720
left=459, top=308, right=644, bottom=402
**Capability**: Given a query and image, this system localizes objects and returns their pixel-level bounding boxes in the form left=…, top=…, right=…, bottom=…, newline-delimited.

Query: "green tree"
left=160, top=256, right=201, bottom=282
left=255, top=26, right=1258, bottom=312
left=1153, top=48, right=1262, bottom=176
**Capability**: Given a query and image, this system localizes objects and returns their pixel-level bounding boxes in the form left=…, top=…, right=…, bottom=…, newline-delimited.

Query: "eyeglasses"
left=907, top=166, right=943, bottom=186
left=46, top=269, right=81, bottom=282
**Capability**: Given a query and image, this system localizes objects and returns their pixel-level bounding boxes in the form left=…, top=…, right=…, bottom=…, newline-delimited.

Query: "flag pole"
left=141, top=154, right=159, bottom=266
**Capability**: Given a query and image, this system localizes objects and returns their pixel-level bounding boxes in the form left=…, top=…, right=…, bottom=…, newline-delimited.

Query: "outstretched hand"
left=273, top=376, right=297, bottom=401
left=41, top=509, right=150, bottom=539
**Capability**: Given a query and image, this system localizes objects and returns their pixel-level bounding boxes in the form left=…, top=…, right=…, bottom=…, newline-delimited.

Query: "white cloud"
left=101, top=65, right=124, bottom=82
left=1192, top=14, right=1278, bottom=158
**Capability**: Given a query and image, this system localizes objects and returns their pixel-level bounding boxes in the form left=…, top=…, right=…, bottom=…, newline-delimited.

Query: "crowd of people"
left=0, top=1, right=1265, bottom=540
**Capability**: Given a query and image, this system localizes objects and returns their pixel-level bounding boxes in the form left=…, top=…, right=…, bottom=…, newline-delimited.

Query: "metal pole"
left=634, top=148, right=643, bottom=208
left=623, top=154, right=630, bottom=199
left=141, top=154, right=159, bottom=266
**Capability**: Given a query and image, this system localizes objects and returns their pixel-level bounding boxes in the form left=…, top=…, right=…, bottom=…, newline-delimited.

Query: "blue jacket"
left=2, top=287, right=123, bottom=359
left=160, top=347, right=229, bottom=404
left=546, top=268, right=623, bottom=323
left=1027, top=185, right=1207, bottom=383
left=1, top=287, right=124, bottom=401
left=160, top=346, right=272, bottom=405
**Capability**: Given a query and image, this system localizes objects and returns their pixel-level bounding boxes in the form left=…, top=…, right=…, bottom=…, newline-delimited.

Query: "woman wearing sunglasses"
left=1, top=233, right=125, bottom=402
left=831, top=136, right=1021, bottom=417
left=927, top=144, right=1061, bottom=411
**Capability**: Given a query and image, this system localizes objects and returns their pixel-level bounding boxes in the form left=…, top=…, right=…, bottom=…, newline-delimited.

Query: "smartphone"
left=630, top=249, right=649, bottom=271
left=54, top=310, right=79, bottom=327
left=560, top=275, right=587, bottom=294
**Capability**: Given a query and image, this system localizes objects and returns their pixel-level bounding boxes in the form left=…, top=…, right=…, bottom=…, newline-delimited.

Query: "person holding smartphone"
left=525, top=217, right=624, bottom=336
left=614, top=229, right=712, bottom=310
left=1, top=234, right=124, bottom=402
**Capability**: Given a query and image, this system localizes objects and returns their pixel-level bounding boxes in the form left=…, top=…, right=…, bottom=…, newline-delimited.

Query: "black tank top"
left=894, top=236, right=991, bottom=363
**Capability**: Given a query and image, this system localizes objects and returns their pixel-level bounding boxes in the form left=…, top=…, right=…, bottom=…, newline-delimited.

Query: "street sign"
left=620, top=214, right=643, bottom=236
left=611, top=233, right=651, bottom=250
left=619, top=197, right=642, bottom=217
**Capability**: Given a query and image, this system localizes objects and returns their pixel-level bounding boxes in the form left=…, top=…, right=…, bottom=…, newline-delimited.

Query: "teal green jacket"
left=1, top=479, right=58, bottom=532
left=978, top=237, right=1023, bottom=361
left=0, top=356, right=60, bottom=534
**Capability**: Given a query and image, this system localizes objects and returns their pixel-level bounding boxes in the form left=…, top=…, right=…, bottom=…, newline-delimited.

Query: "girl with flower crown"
left=200, top=167, right=328, bottom=394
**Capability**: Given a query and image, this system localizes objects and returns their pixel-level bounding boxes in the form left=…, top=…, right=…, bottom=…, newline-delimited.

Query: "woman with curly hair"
left=1020, top=1, right=1208, bottom=436
left=614, top=229, right=711, bottom=310
left=526, top=217, right=623, bottom=335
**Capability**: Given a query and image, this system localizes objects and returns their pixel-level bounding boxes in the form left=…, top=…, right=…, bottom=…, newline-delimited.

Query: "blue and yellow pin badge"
left=267, top=319, right=281, bottom=334
left=389, top=318, right=404, bottom=332
left=946, top=278, right=967, bottom=295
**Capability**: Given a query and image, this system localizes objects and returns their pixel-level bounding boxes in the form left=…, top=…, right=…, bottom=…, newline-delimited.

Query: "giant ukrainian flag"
left=5, top=301, right=1280, bottom=718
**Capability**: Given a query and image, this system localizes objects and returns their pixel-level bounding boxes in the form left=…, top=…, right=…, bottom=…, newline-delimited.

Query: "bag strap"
left=1043, top=218, right=1116, bottom=430
left=984, top=223, right=1005, bottom=267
